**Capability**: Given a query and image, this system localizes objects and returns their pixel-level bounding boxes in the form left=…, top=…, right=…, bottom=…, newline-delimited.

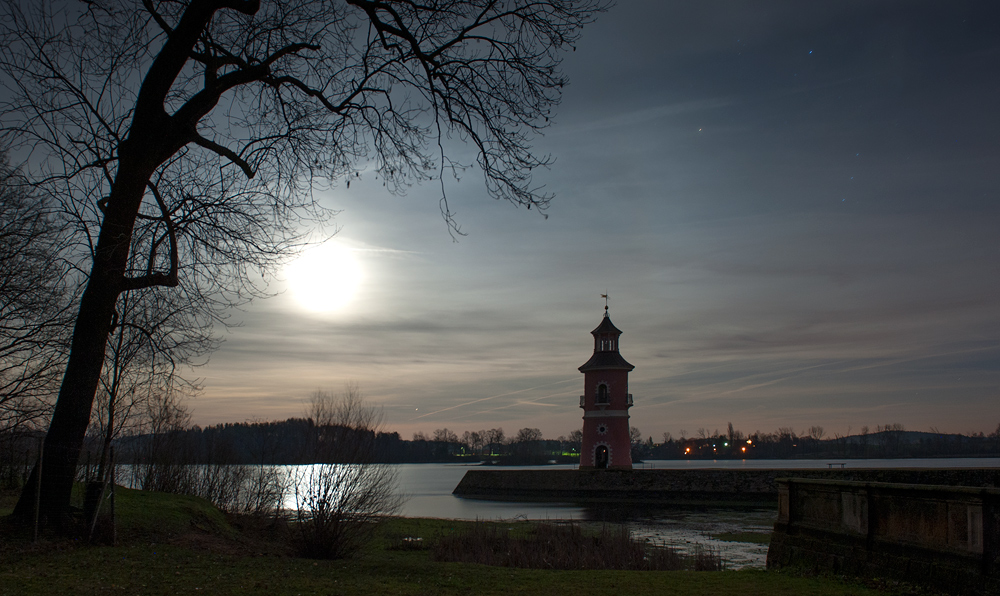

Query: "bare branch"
left=190, top=134, right=254, bottom=178
left=0, top=0, right=606, bottom=527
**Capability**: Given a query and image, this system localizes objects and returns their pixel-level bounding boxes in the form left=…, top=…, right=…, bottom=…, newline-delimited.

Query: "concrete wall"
left=452, top=467, right=1000, bottom=506
left=767, top=479, right=1000, bottom=595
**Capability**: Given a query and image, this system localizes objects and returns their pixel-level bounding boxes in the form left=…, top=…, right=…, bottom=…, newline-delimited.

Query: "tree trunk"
left=11, top=161, right=152, bottom=528
left=9, top=0, right=256, bottom=529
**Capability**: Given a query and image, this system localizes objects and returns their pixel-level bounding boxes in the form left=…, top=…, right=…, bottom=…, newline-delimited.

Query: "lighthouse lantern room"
left=578, top=305, right=634, bottom=470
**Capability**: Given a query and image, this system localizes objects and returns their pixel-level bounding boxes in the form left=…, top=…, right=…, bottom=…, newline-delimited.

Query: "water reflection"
left=628, top=508, right=775, bottom=569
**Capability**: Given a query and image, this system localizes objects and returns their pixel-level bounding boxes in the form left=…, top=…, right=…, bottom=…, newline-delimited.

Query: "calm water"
left=114, top=458, right=1000, bottom=569
left=388, top=458, right=1000, bottom=569
left=396, top=463, right=580, bottom=519
left=396, top=458, right=1000, bottom=519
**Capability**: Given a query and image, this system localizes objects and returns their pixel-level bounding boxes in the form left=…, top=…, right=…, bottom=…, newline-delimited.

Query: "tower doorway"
left=595, top=445, right=609, bottom=469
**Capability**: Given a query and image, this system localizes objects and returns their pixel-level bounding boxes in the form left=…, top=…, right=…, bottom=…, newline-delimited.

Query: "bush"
left=290, top=385, right=403, bottom=559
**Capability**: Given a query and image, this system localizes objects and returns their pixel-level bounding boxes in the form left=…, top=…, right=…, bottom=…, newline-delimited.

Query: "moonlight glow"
left=285, top=243, right=363, bottom=313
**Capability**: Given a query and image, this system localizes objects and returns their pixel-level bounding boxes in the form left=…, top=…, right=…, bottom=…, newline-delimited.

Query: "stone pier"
left=767, top=478, right=1000, bottom=595
left=452, top=467, right=1000, bottom=506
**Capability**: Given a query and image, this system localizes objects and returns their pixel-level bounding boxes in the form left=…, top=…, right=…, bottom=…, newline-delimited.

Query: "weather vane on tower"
left=601, top=292, right=609, bottom=313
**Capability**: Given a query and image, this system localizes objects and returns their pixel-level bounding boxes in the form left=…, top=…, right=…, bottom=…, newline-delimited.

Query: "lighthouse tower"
left=578, top=306, right=634, bottom=470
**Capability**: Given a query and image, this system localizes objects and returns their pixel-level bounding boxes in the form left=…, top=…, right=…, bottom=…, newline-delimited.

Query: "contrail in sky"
left=464, top=389, right=579, bottom=418
left=409, top=378, right=577, bottom=421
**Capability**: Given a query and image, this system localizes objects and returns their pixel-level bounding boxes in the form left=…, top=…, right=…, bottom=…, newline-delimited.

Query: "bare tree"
left=293, top=384, right=401, bottom=558
left=307, top=382, right=377, bottom=431
left=0, top=159, right=71, bottom=438
left=1, top=0, right=606, bottom=526
left=515, top=427, right=543, bottom=443
left=88, top=284, right=216, bottom=499
left=128, top=387, right=194, bottom=493
left=462, top=429, right=484, bottom=456
left=726, top=421, right=744, bottom=443
left=432, top=428, right=459, bottom=444
left=567, top=428, right=582, bottom=451
left=0, top=159, right=71, bottom=488
left=484, top=427, right=506, bottom=456
left=510, top=427, right=543, bottom=460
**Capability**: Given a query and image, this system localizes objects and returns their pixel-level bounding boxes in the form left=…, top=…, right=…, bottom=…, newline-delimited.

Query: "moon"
left=285, top=242, right=363, bottom=313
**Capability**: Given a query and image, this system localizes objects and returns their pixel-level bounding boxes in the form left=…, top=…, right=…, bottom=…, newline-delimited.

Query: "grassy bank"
left=1, top=488, right=900, bottom=596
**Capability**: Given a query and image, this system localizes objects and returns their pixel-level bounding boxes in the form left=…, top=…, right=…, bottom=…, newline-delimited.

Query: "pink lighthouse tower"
left=578, top=303, right=634, bottom=469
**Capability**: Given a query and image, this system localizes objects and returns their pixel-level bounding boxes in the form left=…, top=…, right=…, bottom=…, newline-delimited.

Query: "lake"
left=387, top=458, right=1000, bottom=568
left=122, top=458, right=998, bottom=569
left=395, top=457, right=1000, bottom=519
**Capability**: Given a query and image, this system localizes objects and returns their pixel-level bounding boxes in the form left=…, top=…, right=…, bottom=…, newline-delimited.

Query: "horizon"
left=168, top=415, right=998, bottom=444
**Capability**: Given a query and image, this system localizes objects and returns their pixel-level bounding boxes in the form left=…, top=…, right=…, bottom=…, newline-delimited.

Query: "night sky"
left=195, top=1, right=1000, bottom=441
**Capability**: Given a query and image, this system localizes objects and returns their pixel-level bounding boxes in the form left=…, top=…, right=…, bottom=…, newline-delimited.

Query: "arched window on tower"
left=596, top=383, right=609, bottom=405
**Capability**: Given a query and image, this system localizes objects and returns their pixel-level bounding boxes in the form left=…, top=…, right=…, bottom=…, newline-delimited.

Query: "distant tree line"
left=99, top=421, right=581, bottom=466
left=6, top=420, right=991, bottom=475
left=4, top=414, right=1000, bottom=487
left=636, top=422, right=1000, bottom=461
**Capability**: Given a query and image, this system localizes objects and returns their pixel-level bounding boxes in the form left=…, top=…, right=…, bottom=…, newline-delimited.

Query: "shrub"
left=290, top=385, right=403, bottom=559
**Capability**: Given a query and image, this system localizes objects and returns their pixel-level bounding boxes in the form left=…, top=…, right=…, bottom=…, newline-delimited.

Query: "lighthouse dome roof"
left=579, top=312, right=634, bottom=372
left=591, top=314, right=623, bottom=336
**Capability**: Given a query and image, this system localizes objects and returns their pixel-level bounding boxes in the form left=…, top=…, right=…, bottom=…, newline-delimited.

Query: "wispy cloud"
left=554, top=97, right=734, bottom=137
left=192, top=2, right=1000, bottom=438
left=408, top=378, right=577, bottom=421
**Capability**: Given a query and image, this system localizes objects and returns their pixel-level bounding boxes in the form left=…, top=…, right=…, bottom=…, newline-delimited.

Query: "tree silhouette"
left=294, top=384, right=401, bottom=558
left=0, top=159, right=71, bottom=439
left=1, top=0, right=605, bottom=527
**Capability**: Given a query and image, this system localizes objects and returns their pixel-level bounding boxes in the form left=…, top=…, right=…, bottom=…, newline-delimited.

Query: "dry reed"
left=432, top=521, right=723, bottom=571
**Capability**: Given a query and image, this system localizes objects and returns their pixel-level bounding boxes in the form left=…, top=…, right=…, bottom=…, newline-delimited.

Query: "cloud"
left=190, top=2, right=1000, bottom=439
left=552, top=98, right=735, bottom=137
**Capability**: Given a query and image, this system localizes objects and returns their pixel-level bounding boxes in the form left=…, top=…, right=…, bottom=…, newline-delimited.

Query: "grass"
left=103, top=484, right=236, bottom=539
left=0, top=488, right=905, bottom=596
left=0, top=492, right=16, bottom=518
left=1, top=484, right=236, bottom=543
left=711, top=531, right=773, bottom=545
left=0, top=542, right=895, bottom=596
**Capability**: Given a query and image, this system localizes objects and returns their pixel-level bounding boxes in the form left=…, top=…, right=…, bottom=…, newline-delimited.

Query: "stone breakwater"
left=768, top=479, right=1000, bottom=595
left=451, top=468, right=1000, bottom=506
